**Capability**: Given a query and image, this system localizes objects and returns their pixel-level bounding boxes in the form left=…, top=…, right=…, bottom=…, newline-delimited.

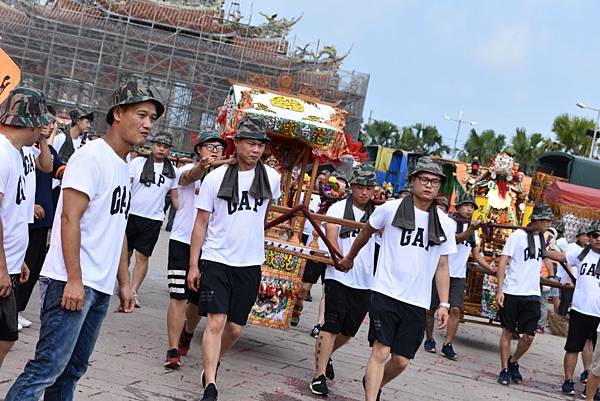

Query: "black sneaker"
left=310, top=374, right=328, bottom=396
left=325, top=358, right=335, bottom=380
left=441, top=343, right=458, bottom=360
left=562, top=379, right=575, bottom=395
left=423, top=338, right=436, bottom=353
left=310, top=324, right=322, bottom=338
left=201, top=383, right=218, bottom=401
left=305, top=291, right=313, bottom=302
left=497, top=369, right=510, bottom=385
left=508, top=357, right=523, bottom=384
left=201, top=362, right=221, bottom=389
left=362, top=375, right=382, bottom=401
left=164, top=348, right=181, bottom=369
left=581, top=369, right=590, bottom=383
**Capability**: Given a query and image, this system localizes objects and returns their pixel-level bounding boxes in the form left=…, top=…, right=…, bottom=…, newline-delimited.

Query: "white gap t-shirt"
left=501, top=229, right=544, bottom=297
left=169, top=163, right=198, bottom=245
left=22, top=145, right=40, bottom=224
left=324, top=200, right=375, bottom=290
left=0, top=135, right=28, bottom=274
left=447, top=219, right=479, bottom=278
left=128, top=156, right=178, bottom=221
left=566, top=246, right=600, bottom=318
left=41, top=139, right=130, bottom=295
left=368, top=198, right=457, bottom=309
left=195, top=164, right=281, bottom=267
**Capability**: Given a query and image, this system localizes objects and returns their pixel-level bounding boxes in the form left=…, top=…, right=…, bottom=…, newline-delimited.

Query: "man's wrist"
left=438, top=302, right=450, bottom=310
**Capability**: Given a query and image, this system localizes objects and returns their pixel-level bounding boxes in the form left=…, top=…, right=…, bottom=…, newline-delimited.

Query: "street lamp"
left=576, top=101, right=600, bottom=159
left=444, top=111, right=478, bottom=159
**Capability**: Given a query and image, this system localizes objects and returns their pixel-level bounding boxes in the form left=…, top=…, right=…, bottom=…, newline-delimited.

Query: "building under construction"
left=0, top=0, right=369, bottom=152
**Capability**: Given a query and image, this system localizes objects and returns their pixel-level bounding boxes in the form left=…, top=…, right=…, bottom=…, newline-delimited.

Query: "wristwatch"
left=439, top=302, right=451, bottom=309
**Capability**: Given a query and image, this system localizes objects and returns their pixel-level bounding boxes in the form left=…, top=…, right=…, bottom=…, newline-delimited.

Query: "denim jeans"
left=5, top=278, right=110, bottom=401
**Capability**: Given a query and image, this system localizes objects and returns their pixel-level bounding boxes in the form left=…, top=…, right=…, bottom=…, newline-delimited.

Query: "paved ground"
left=0, top=229, right=580, bottom=400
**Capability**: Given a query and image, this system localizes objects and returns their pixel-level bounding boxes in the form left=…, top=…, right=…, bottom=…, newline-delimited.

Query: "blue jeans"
left=5, top=278, right=110, bottom=401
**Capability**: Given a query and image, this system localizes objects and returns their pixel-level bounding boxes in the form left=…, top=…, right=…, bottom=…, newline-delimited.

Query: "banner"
left=0, top=48, right=21, bottom=104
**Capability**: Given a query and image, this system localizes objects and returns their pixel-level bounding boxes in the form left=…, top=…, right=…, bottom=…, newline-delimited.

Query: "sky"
left=237, top=0, right=600, bottom=148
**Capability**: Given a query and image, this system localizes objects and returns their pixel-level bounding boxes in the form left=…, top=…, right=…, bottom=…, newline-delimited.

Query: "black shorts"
left=302, top=260, right=326, bottom=284
left=321, top=280, right=370, bottom=337
left=430, top=277, right=467, bottom=309
left=0, top=275, right=19, bottom=342
left=368, top=291, right=426, bottom=359
left=499, top=294, right=541, bottom=336
left=166, top=239, right=199, bottom=304
left=198, top=260, right=261, bottom=326
left=565, top=310, right=600, bottom=353
left=126, top=214, right=163, bottom=257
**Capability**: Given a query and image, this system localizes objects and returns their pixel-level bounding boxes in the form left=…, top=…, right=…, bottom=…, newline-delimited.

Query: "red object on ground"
left=544, top=181, right=600, bottom=209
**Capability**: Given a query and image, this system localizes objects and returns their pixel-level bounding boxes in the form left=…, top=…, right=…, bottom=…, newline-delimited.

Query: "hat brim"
left=106, top=99, right=165, bottom=126
left=234, top=134, right=271, bottom=143
left=350, top=180, right=377, bottom=186
left=151, top=140, right=173, bottom=147
left=455, top=200, right=478, bottom=208
left=409, top=168, right=447, bottom=183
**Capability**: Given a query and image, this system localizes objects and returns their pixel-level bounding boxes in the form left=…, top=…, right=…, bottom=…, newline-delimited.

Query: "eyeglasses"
left=203, top=144, right=224, bottom=152
left=416, top=176, right=442, bottom=187
left=591, top=233, right=600, bottom=239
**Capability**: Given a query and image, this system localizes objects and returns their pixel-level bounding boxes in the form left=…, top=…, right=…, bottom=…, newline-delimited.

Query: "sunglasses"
left=591, top=233, right=600, bottom=239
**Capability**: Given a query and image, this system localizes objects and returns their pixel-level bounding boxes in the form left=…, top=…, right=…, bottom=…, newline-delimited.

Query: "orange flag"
left=0, top=48, right=21, bottom=104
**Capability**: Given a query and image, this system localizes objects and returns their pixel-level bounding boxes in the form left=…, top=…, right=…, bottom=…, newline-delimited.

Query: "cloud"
left=474, top=26, right=531, bottom=69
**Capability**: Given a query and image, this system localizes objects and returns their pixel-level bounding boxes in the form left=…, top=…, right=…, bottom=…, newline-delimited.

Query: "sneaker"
left=423, top=338, right=436, bottom=353
left=362, top=375, right=382, bottom=401
left=178, top=328, right=194, bottom=356
left=581, top=386, right=600, bottom=400
left=508, top=357, right=523, bottom=384
left=535, top=327, right=544, bottom=334
left=562, top=379, right=575, bottom=395
left=164, top=348, right=181, bottom=369
left=133, top=292, right=141, bottom=308
left=309, top=374, right=328, bottom=396
left=325, top=358, right=335, bottom=380
left=310, top=324, right=321, bottom=338
left=201, top=383, right=218, bottom=401
left=581, top=369, right=590, bottom=383
left=17, top=323, right=23, bottom=332
left=18, top=314, right=32, bottom=328
left=497, top=369, right=510, bottom=385
left=305, top=291, right=313, bottom=302
left=441, top=343, right=458, bottom=360
left=201, top=362, right=221, bottom=389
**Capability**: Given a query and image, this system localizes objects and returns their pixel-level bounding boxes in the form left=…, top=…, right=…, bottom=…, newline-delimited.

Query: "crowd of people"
left=0, top=81, right=599, bottom=401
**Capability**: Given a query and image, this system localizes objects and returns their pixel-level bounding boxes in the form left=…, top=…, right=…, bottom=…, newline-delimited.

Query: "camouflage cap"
left=587, top=221, right=600, bottom=234
left=409, top=156, right=446, bottom=182
left=106, top=80, right=165, bottom=125
left=530, top=203, right=554, bottom=221
left=455, top=192, right=478, bottom=208
left=150, top=131, right=173, bottom=147
left=194, top=130, right=227, bottom=155
left=234, top=114, right=270, bottom=142
left=350, top=163, right=378, bottom=186
left=0, top=87, right=55, bottom=128
left=69, top=107, right=94, bottom=126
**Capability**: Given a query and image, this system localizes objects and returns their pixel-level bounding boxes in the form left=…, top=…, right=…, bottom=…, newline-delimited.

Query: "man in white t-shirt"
left=548, top=222, right=600, bottom=397
left=6, top=80, right=165, bottom=401
left=164, top=130, right=230, bottom=369
left=424, top=193, right=492, bottom=360
left=0, top=87, right=54, bottom=367
left=54, top=107, right=93, bottom=162
left=309, top=165, right=377, bottom=396
left=126, top=132, right=179, bottom=306
left=338, top=156, right=457, bottom=401
left=495, top=204, right=554, bottom=386
left=188, top=116, right=281, bottom=401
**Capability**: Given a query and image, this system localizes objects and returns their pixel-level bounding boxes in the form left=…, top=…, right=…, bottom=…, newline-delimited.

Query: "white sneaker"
left=17, top=323, right=23, bottom=332
left=18, top=314, right=32, bottom=328
left=134, top=292, right=141, bottom=308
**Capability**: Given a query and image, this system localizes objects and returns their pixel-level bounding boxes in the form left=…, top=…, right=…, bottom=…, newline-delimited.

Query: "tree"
left=551, top=114, right=595, bottom=156
left=459, top=128, right=506, bottom=165
left=359, top=120, right=400, bottom=147
left=508, top=128, right=544, bottom=175
left=397, top=123, right=450, bottom=156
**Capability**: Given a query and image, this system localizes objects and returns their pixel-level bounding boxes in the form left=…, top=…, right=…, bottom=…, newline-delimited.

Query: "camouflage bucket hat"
left=577, top=224, right=590, bottom=237
left=69, top=107, right=94, bottom=126
left=194, top=130, right=227, bottom=155
left=350, top=163, right=378, bottom=186
left=587, top=221, right=600, bottom=235
left=399, top=181, right=413, bottom=194
left=409, top=156, right=446, bottom=182
left=530, top=203, right=554, bottom=221
left=106, top=79, right=165, bottom=125
left=234, top=115, right=270, bottom=142
left=150, top=131, right=173, bottom=147
left=455, top=192, right=478, bottom=208
left=0, top=87, right=55, bottom=128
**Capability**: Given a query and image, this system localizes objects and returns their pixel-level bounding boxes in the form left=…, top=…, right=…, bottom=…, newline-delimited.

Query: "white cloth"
left=128, top=157, right=178, bottom=221
left=195, top=164, right=281, bottom=267
left=41, top=139, right=130, bottom=295
left=368, top=198, right=457, bottom=309
left=22, top=145, right=40, bottom=223
left=447, top=219, right=479, bottom=278
left=169, top=164, right=198, bottom=245
left=0, top=134, right=29, bottom=274
left=566, top=246, right=600, bottom=318
left=324, top=200, right=375, bottom=290
left=501, top=229, right=544, bottom=297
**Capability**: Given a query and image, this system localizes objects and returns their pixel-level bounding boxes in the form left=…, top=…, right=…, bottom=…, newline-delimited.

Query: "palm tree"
left=508, top=128, right=544, bottom=175
left=551, top=114, right=595, bottom=156
left=540, top=138, right=562, bottom=152
left=359, top=120, right=400, bottom=147
left=459, top=128, right=506, bottom=165
left=409, top=123, right=450, bottom=156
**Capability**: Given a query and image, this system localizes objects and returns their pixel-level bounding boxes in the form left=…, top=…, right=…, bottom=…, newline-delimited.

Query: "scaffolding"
left=0, top=0, right=369, bottom=152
